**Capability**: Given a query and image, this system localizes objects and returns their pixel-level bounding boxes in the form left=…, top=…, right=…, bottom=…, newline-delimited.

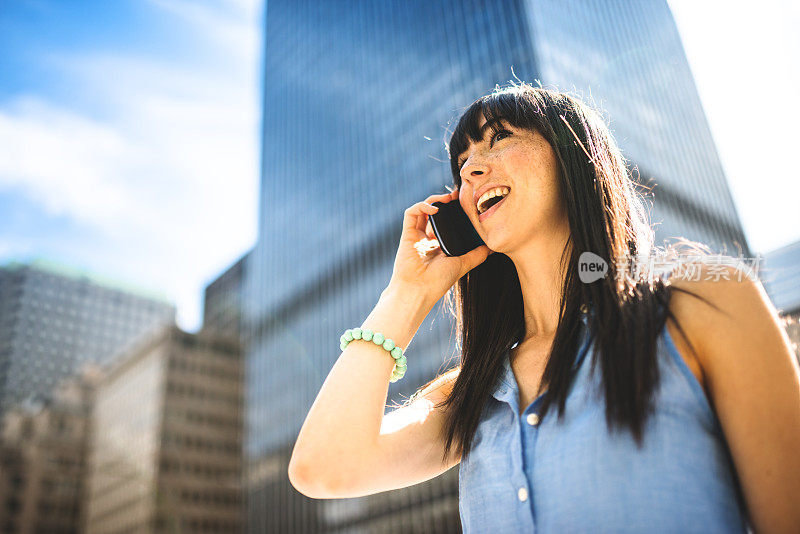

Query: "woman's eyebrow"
left=457, top=119, right=506, bottom=167
left=480, top=118, right=505, bottom=135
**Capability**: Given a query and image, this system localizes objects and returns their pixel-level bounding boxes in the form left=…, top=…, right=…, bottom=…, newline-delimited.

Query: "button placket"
left=497, top=350, right=539, bottom=530
left=518, top=401, right=543, bottom=524
left=510, top=408, right=533, bottom=529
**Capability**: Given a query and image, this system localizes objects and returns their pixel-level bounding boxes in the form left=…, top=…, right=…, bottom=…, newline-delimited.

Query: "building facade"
left=762, top=240, right=800, bottom=363
left=84, top=325, right=244, bottom=534
left=0, top=366, right=100, bottom=534
left=762, top=240, right=800, bottom=316
left=202, top=251, right=250, bottom=343
left=0, top=259, right=176, bottom=417
left=244, top=0, right=751, bottom=531
left=523, top=0, right=750, bottom=256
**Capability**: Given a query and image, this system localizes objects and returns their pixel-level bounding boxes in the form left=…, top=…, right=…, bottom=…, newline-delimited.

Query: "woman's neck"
left=507, top=229, right=572, bottom=342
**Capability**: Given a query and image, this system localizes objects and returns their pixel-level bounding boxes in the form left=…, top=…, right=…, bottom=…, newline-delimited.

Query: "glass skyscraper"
left=243, top=1, right=750, bottom=531
left=763, top=240, right=800, bottom=316
left=524, top=0, right=749, bottom=255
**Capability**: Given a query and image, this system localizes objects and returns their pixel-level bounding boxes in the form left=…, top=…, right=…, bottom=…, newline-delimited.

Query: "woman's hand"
left=388, top=187, right=494, bottom=304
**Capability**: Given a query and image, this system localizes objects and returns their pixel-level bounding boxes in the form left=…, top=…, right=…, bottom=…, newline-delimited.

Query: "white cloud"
left=0, top=3, right=262, bottom=331
left=0, top=98, right=137, bottom=227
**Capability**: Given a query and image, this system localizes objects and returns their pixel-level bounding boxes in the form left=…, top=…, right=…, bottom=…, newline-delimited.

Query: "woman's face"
left=456, top=113, right=568, bottom=254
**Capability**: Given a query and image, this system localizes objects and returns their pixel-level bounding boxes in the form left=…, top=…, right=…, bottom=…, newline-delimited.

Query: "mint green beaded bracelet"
left=340, top=327, right=407, bottom=382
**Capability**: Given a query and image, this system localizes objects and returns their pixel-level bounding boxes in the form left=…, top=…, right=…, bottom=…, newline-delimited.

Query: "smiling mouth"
left=478, top=193, right=508, bottom=222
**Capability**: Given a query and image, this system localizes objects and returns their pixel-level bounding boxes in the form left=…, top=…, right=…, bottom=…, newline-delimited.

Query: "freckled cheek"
left=506, top=148, right=551, bottom=184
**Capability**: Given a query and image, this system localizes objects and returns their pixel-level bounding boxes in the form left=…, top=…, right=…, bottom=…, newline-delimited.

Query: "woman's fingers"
left=416, top=202, right=440, bottom=233
left=403, top=189, right=457, bottom=236
left=425, top=191, right=456, bottom=205
left=425, top=218, right=435, bottom=240
left=404, top=201, right=439, bottom=235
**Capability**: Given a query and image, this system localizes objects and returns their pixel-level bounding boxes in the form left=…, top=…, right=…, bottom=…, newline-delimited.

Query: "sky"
left=0, top=1, right=798, bottom=333
left=0, top=0, right=261, bottom=331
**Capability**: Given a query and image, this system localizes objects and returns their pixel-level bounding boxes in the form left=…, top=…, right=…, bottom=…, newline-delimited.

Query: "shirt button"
left=518, top=487, right=528, bottom=502
left=526, top=413, right=540, bottom=426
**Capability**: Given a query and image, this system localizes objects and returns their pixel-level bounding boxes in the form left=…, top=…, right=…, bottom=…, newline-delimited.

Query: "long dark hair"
left=413, top=83, right=738, bottom=464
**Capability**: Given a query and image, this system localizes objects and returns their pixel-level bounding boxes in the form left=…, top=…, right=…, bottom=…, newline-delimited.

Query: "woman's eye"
left=458, top=129, right=511, bottom=170
left=491, top=129, right=511, bottom=145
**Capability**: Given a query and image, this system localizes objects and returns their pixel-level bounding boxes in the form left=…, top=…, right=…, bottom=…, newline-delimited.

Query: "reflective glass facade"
left=763, top=240, right=800, bottom=315
left=523, top=0, right=750, bottom=255
left=244, top=1, right=750, bottom=531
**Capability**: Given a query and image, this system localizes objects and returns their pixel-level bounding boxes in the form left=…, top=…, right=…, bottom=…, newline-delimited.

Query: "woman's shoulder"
left=665, top=261, right=762, bottom=339
left=664, top=261, right=762, bottom=396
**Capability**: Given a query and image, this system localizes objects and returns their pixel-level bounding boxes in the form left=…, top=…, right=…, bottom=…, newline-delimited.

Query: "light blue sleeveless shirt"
left=458, top=305, right=752, bottom=533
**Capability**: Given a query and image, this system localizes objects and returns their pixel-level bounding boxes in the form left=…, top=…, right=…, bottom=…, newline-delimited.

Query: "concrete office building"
left=84, top=325, right=244, bottom=534
left=0, top=365, right=101, bottom=534
left=243, top=1, right=751, bottom=531
left=0, top=259, right=175, bottom=417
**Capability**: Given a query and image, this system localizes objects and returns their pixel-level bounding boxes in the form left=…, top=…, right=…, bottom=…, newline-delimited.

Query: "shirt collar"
left=492, top=306, right=593, bottom=400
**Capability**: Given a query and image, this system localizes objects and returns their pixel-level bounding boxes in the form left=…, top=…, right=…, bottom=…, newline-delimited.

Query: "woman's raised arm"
left=289, top=188, right=490, bottom=498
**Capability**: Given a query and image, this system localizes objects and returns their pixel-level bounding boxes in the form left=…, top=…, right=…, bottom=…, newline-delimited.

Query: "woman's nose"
left=460, top=159, right=489, bottom=182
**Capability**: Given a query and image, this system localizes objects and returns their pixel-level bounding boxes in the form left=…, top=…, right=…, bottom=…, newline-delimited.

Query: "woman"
left=288, top=84, right=800, bottom=533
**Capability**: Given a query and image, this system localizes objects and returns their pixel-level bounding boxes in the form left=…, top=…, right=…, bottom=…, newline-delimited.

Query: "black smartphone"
left=429, top=198, right=485, bottom=257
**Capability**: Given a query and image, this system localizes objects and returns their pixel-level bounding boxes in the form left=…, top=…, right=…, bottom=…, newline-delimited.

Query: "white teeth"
left=477, top=187, right=510, bottom=214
